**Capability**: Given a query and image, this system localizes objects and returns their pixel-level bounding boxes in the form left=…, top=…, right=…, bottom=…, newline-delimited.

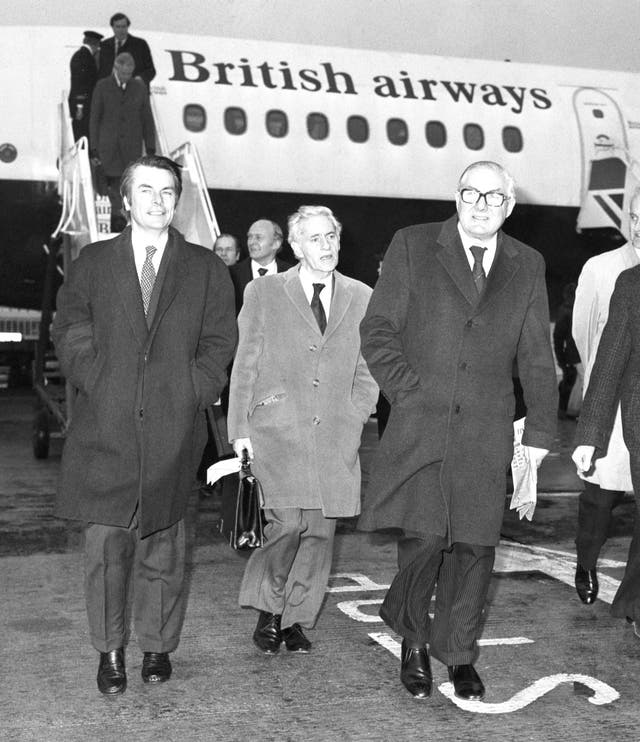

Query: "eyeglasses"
left=458, top=188, right=509, bottom=207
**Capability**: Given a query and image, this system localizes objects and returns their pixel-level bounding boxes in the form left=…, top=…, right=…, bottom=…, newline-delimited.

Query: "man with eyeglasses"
left=360, top=160, right=557, bottom=702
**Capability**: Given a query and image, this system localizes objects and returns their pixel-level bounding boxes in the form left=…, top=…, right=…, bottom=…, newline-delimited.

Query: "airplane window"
left=266, top=110, right=289, bottom=138
left=347, top=115, right=369, bottom=143
left=463, top=123, right=484, bottom=151
left=307, top=113, right=329, bottom=140
left=502, top=126, right=523, bottom=153
left=224, top=107, right=247, bottom=135
left=592, top=109, right=604, bottom=119
left=387, top=118, right=409, bottom=146
left=425, top=121, right=447, bottom=148
left=183, top=104, right=207, bottom=133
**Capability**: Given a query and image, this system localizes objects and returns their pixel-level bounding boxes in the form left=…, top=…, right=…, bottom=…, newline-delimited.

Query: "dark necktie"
left=257, top=268, right=268, bottom=276
left=140, top=245, right=157, bottom=315
left=311, top=283, right=327, bottom=334
left=470, top=245, right=487, bottom=294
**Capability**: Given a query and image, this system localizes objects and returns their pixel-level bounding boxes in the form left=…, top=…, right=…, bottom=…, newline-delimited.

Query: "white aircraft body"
left=0, top=25, right=637, bottom=308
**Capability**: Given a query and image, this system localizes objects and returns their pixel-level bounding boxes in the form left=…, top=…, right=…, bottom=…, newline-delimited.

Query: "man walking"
left=571, top=186, right=640, bottom=604
left=228, top=205, right=377, bottom=654
left=359, top=161, right=557, bottom=700
left=52, top=155, right=237, bottom=695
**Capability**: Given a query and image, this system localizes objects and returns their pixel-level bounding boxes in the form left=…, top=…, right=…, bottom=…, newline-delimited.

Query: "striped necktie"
left=140, top=245, right=157, bottom=315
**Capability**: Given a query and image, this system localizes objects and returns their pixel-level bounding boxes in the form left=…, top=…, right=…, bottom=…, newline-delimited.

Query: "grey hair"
left=287, top=205, right=342, bottom=247
left=457, top=161, right=516, bottom=201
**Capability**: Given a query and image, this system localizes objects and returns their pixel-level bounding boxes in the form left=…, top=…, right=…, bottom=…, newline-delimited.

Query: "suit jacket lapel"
left=479, top=232, right=520, bottom=311
left=435, top=218, right=479, bottom=306
left=110, top=229, right=148, bottom=347
left=324, top=272, right=352, bottom=340
left=147, top=228, right=188, bottom=337
left=283, top=267, right=322, bottom=335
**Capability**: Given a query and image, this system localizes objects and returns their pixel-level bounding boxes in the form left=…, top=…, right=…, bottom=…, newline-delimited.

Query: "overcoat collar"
left=435, top=215, right=521, bottom=312
left=109, top=226, right=189, bottom=347
left=282, top=265, right=354, bottom=340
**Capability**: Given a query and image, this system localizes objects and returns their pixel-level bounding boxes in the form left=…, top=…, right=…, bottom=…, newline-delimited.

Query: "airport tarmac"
left=1, top=389, right=639, bottom=742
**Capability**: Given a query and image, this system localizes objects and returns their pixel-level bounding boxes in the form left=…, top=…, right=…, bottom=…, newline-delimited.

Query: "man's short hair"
left=457, top=161, right=516, bottom=201
left=287, top=205, right=342, bottom=246
left=110, top=12, right=131, bottom=27
left=120, top=155, right=183, bottom=203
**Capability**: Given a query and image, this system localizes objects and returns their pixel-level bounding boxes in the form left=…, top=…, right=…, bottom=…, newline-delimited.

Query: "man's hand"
left=572, top=445, right=596, bottom=474
left=524, top=445, right=549, bottom=468
left=232, top=437, right=253, bottom=460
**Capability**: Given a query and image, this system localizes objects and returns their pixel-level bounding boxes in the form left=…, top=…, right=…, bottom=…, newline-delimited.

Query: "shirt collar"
left=251, top=258, right=277, bottom=276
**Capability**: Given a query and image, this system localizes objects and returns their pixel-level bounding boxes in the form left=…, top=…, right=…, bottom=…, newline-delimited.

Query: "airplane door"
left=573, top=87, right=628, bottom=232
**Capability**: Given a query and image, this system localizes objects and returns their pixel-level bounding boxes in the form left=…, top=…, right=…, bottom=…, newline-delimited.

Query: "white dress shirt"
left=251, top=259, right=278, bottom=278
left=457, top=223, right=497, bottom=275
left=298, top=265, right=332, bottom=322
left=131, top=231, right=168, bottom=282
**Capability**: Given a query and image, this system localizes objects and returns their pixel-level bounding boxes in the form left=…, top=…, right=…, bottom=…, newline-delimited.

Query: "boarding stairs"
left=31, top=92, right=221, bottom=458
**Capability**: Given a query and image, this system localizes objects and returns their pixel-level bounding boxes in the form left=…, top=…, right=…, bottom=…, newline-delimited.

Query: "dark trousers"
left=576, top=481, right=625, bottom=568
left=84, top=517, right=186, bottom=654
left=380, top=533, right=495, bottom=666
left=239, top=508, right=336, bottom=629
left=611, top=490, right=640, bottom=621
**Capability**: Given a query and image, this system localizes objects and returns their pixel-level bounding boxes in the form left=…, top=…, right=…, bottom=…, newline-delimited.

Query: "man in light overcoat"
left=228, top=205, right=378, bottom=654
left=52, top=155, right=237, bottom=694
left=571, top=189, right=639, bottom=604
left=359, top=161, right=557, bottom=701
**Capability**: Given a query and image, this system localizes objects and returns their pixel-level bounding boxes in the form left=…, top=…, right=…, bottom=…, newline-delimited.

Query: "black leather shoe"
left=141, top=652, right=172, bottom=683
left=448, top=664, right=485, bottom=700
left=282, top=623, right=312, bottom=653
left=97, top=648, right=126, bottom=695
left=575, top=564, right=598, bottom=604
left=400, top=640, right=432, bottom=698
left=253, top=611, right=282, bottom=654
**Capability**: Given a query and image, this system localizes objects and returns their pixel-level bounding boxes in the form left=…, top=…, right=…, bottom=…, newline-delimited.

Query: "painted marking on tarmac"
left=368, top=634, right=619, bottom=711
left=368, top=632, right=534, bottom=657
left=336, top=540, right=623, bottom=712
left=327, top=572, right=389, bottom=593
left=438, top=675, right=620, bottom=712
left=337, top=599, right=383, bottom=621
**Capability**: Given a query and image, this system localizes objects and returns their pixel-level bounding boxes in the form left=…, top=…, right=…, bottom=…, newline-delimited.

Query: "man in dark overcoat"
left=52, top=155, right=237, bottom=695
left=573, top=187, right=640, bottom=639
left=90, top=52, right=155, bottom=231
left=68, top=30, right=102, bottom=142
left=359, top=161, right=557, bottom=701
left=229, top=219, right=292, bottom=313
left=228, top=205, right=378, bottom=655
left=98, top=12, right=156, bottom=87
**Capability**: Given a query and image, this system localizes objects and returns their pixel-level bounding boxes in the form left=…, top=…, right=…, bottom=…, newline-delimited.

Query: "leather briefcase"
left=219, top=452, right=266, bottom=550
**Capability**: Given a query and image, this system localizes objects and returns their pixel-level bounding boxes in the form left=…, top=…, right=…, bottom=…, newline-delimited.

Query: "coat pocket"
left=250, top=393, right=287, bottom=416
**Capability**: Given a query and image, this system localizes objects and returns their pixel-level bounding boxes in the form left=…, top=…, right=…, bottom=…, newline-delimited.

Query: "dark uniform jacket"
left=52, top=227, right=237, bottom=536
left=68, top=45, right=99, bottom=141
left=359, top=216, right=557, bottom=546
